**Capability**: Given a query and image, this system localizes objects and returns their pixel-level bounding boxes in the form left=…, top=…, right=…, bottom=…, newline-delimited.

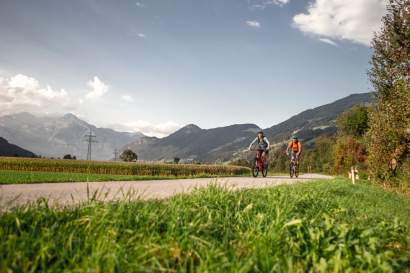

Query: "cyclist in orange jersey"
left=286, top=135, right=302, bottom=164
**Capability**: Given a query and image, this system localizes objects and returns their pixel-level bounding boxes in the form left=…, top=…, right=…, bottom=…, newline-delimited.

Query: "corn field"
left=0, top=157, right=250, bottom=177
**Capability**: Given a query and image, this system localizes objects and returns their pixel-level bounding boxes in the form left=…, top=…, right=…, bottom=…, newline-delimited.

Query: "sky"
left=0, top=0, right=387, bottom=137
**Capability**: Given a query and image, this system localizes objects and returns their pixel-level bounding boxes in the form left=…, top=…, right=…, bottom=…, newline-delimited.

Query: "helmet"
left=292, top=135, right=298, bottom=140
left=258, top=131, right=265, bottom=136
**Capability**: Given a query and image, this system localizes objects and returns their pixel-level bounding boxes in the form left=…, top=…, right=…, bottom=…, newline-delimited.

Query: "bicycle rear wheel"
left=262, top=166, right=268, bottom=177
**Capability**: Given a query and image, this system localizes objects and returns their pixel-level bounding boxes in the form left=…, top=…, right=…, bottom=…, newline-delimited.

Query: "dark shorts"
left=290, top=151, right=300, bottom=160
left=256, top=149, right=269, bottom=158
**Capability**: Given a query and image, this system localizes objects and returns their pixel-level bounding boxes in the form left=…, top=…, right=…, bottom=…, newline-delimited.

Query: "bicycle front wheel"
left=252, top=166, right=259, bottom=177
left=289, top=163, right=294, bottom=178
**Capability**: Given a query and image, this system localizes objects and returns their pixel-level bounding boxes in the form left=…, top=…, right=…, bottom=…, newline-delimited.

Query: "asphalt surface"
left=0, top=174, right=332, bottom=209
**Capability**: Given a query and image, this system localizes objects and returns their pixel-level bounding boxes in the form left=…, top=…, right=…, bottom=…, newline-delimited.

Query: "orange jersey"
left=288, top=141, right=302, bottom=153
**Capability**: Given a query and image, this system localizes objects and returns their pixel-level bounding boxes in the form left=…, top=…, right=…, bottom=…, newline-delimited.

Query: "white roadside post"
left=351, top=166, right=356, bottom=185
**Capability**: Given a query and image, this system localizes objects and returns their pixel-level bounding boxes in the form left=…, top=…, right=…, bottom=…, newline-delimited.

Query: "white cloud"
left=250, top=0, right=290, bottom=9
left=85, top=76, right=108, bottom=99
left=246, top=20, right=261, bottom=28
left=121, top=94, right=135, bottom=103
left=137, top=33, right=146, bottom=39
left=271, top=0, right=290, bottom=5
left=117, top=120, right=181, bottom=137
left=293, top=0, right=387, bottom=46
left=0, top=74, right=71, bottom=115
left=319, top=38, right=338, bottom=46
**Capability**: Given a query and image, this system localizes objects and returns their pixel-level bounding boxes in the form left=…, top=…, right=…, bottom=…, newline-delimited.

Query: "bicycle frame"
left=289, top=153, right=299, bottom=178
left=251, top=149, right=268, bottom=177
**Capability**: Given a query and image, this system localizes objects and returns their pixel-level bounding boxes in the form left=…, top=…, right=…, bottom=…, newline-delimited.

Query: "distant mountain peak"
left=62, top=113, right=79, bottom=120
left=184, top=124, right=201, bottom=130
left=177, top=124, right=202, bottom=134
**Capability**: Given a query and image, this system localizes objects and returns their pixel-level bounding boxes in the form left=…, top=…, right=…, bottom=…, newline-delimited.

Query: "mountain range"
left=0, top=92, right=374, bottom=162
left=126, top=92, right=374, bottom=162
left=0, top=113, right=143, bottom=160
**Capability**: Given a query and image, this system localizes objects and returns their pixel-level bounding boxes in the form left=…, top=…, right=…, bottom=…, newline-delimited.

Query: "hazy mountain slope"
left=127, top=93, right=374, bottom=162
left=264, top=93, right=374, bottom=146
left=0, top=113, right=143, bottom=160
left=125, top=124, right=261, bottom=162
left=0, top=137, right=36, bottom=157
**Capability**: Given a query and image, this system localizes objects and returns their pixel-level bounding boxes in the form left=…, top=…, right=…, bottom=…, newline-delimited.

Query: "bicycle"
left=289, top=153, right=299, bottom=178
left=251, top=149, right=268, bottom=177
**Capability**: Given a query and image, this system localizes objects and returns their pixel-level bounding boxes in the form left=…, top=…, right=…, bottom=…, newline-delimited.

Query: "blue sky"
left=0, top=0, right=387, bottom=136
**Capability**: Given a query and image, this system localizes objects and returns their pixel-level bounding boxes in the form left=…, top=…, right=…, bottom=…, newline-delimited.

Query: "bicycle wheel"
left=252, top=166, right=259, bottom=177
left=252, top=159, right=259, bottom=177
left=262, top=165, right=268, bottom=177
left=289, top=163, right=294, bottom=178
left=295, top=164, right=299, bottom=178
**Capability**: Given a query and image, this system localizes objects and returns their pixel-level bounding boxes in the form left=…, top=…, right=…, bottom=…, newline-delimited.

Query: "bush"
left=334, top=136, right=367, bottom=175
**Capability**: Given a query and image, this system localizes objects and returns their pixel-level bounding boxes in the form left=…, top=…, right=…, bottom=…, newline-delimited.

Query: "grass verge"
left=1, top=178, right=409, bottom=272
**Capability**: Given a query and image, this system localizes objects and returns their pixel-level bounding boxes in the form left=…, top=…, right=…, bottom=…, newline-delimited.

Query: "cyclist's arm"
left=248, top=137, right=257, bottom=150
left=264, top=137, right=270, bottom=150
left=297, top=142, right=302, bottom=156
left=286, top=142, right=291, bottom=154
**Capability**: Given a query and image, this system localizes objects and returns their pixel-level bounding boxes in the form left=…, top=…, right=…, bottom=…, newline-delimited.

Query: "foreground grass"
left=0, top=170, right=216, bottom=184
left=1, top=179, right=409, bottom=272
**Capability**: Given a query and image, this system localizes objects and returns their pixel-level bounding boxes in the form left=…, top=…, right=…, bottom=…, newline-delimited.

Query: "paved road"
left=0, top=174, right=332, bottom=209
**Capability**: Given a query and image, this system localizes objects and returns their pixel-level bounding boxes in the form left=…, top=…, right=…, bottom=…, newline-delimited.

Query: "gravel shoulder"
left=0, top=174, right=332, bottom=209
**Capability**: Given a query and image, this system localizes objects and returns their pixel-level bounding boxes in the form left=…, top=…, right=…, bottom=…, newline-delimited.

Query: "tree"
left=63, top=154, right=76, bottom=160
left=337, top=106, right=370, bottom=137
left=334, top=106, right=369, bottom=174
left=174, top=157, right=180, bottom=164
left=299, top=137, right=336, bottom=174
left=367, top=0, right=410, bottom=180
left=120, top=149, right=138, bottom=162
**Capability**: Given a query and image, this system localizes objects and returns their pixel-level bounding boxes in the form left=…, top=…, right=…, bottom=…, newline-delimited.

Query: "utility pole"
left=84, top=128, right=97, bottom=161
left=113, top=149, right=119, bottom=161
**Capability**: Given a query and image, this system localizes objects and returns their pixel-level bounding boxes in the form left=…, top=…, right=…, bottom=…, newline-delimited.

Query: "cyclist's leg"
left=295, top=152, right=301, bottom=165
left=257, top=150, right=263, bottom=159
left=263, top=149, right=268, bottom=165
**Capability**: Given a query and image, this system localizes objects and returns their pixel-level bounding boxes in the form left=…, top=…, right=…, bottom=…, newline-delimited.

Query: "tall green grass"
left=0, top=157, right=250, bottom=176
left=1, top=179, right=409, bottom=272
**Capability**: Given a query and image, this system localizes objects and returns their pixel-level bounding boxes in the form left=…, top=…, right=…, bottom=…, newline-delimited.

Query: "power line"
left=84, top=128, right=97, bottom=160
